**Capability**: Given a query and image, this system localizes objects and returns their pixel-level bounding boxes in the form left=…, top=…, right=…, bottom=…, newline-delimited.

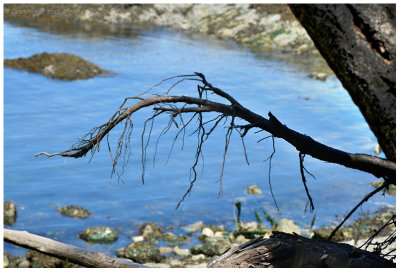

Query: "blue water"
left=4, top=21, right=394, bottom=256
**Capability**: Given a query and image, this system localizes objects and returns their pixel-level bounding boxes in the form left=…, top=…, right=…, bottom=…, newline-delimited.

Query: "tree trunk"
left=289, top=4, right=396, bottom=163
left=4, top=229, right=147, bottom=268
left=207, top=232, right=395, bottom=268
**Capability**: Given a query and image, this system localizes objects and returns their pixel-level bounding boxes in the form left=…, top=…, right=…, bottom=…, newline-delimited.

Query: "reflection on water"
left=4, top=21, right=393, bottom=256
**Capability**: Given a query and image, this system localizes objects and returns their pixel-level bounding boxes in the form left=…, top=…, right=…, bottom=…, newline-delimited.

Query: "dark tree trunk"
left=207, top=232, right=395, bottom=268
left=289, top=4, right=396, bottom=164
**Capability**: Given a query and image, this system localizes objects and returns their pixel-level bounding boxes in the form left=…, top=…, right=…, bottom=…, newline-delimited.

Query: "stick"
left=4, top=229, right=148, bottom=268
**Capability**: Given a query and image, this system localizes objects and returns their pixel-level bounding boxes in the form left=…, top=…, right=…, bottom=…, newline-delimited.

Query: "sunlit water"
left=4, top=21, right=394, bottom=256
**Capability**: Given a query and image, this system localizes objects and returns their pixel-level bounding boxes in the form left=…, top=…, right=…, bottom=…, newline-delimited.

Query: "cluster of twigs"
left=36, top=73, right=396, bottom=237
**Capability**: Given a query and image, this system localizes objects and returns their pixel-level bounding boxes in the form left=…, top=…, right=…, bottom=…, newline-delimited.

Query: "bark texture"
left=289, top=4, right=396, bottom=163
left=207, top=232, right=395, bottom=268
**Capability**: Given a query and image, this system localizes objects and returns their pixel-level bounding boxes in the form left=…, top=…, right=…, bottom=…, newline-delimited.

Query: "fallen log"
left=4, top=228, right=147, bottom=268
left=207, top=232, right=395, bottom=268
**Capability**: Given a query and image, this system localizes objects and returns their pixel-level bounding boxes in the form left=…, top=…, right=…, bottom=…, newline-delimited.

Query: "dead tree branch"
left=4, top=228, right=147, bottom=268
left=34, top=73, right=395, bottom=210
left=35, top=73, right=395, bottom=185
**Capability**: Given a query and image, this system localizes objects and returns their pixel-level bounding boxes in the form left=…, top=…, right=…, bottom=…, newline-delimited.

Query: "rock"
left=79, top=226, right=118, bottom=244
left=275, top=219, right=301, bottom=235
left=26, top=250, right=64, bottom=268
left=144, top=262, right=171, bottom=268
left=4, top=52, right=110, bottom=80
left=186, top=262, right=208, bottom=268
left=3, top=253, right=9, bottom=268
left=132, top=235, right=144, bottom=243
left=241, top=221, right=259, bottom=231
left=4, top=201, right=17, bottom=225
left=312, top=227, right=345, bottom=242
left=246, top=185, right=262, bottom=195
left=191, top=254, right=206, bottom=262
left=139, top=223, right=163, bottom=240
left=124, top=241, right=164, bottom=263
left=182, top=221, right=203, bottom=233
left=307, top=72, right=328, bottom=81
left=159, top=247, right=174, bottom=254
left=370, top=179, right=395, bottom=196
left=169, top=258, right=183, bottom=267
left=58, top=205, right=90, bottom=218
left=235, top=234, right=247, bottom=243
left=17, top=259, right=30, bottom=268
left=214, top=231, right=225, bottom=238
left=201, top=227, right=214, bottom=237
left=173, top=246, right=190, bottom=256
left=191, top=241, right=231, bottom=257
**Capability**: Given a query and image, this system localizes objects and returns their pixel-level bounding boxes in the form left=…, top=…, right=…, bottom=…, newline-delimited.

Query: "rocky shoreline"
left=4, top=201, right=395, bottom=268
left=4, top=3, right=332, bottom=76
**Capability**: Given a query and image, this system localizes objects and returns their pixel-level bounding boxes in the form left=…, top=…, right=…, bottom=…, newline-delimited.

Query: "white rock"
left=18, top=260, right=30, bottom=268
left=276, top=219, right=301, bottom=235
left=174, top=246, right=190, bottom=256
left=132, top=235, right=144, bottom=242
left=214, top=231, right=224, bottom=238
left=201, top=227, right=214, bottom=237
left=192, top=254, right=206, bottom=261
left=182, top=221, right=203, bottom=233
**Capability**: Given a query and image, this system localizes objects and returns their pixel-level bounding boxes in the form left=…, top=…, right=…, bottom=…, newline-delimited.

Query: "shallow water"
left=4, top=21, right=394, bottom=256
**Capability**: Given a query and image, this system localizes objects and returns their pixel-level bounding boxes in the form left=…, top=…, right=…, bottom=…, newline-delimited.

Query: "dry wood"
left=4, top=228, right=147, bottom=268
left=207, top=232, right=395, bottom=268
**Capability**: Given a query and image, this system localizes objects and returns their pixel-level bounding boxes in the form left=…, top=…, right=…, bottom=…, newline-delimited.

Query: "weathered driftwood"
left=207, top=232, right=395, bottom=268
left=4, top=228, right=147, bottom=268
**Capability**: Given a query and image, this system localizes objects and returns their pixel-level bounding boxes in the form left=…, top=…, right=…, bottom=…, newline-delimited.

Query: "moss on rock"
left=4, top=52, right=109, bottom=80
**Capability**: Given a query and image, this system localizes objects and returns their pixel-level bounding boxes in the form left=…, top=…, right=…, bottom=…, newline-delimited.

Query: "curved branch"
left=36, top=75, right=395, bottom=182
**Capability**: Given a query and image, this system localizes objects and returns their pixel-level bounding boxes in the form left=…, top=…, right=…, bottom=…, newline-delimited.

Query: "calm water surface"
left=4, top=21, right=394, bottom=255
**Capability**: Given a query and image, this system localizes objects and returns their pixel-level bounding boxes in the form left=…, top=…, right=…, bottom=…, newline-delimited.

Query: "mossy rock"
left=124, top=241, right=165, bottom=263
left=4, top=201, right=17, bottom=226
left=79, top=226, right=118, bottom=244
left=312, top=227, right=345, bottom=242
left=139, top=223, right=164, bottom=240
left=4, top=52, right=110, bottom=80
left=370, top=179, right=395, bottom=196
left=58, top=205, right=91, bottom=218
left=190, top=241, right=231, bottom=257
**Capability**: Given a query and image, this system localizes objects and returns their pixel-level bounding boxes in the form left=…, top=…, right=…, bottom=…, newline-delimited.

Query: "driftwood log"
left=4, top=228, right=147, bottom=268
left=207, top=232, right=395, bottom=268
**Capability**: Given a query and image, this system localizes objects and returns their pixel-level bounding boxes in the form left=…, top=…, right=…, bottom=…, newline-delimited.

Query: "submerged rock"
left=124, top=241, right=164, bottom=263
left=307, top=72, right=328, bottom=81
left=4, top=201, right=17, bottom=226
left=58, top=205, right=91, bottom=218
left=182, top=221, right=203, bottom=233
left=79, top=226, right=118, bottom=244
left=4, top=52, right=109, bottom=80
left=246, top=185, right=262, bottom=195
left=139, top=223, right=163, bottom=240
